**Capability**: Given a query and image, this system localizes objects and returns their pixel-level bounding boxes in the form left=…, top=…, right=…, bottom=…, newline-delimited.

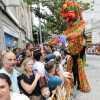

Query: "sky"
left=32, top=4, right=51, bottom=26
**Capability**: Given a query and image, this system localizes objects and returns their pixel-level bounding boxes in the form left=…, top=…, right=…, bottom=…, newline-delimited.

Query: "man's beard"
left=4, top=64, right=14, bottom=70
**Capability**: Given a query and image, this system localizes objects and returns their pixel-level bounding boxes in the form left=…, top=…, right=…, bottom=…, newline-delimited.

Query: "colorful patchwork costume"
left=48, top=1, right=90, bottom=92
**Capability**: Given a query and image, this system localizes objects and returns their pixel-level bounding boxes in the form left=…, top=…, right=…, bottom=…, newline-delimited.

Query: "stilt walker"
left=47, top=1, right=91, bottom=92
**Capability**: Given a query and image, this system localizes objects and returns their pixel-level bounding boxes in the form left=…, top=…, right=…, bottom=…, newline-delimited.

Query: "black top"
left=17, top=74, right=41, bottom=97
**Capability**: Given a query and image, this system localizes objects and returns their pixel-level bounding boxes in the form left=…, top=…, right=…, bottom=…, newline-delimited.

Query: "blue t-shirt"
left=0, top=68, right=20, bottom=93
left=45, top=72, right=62, bottom=93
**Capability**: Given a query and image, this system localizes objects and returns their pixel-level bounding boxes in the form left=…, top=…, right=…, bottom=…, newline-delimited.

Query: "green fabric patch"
left=72, top=20, right=78, bottom=26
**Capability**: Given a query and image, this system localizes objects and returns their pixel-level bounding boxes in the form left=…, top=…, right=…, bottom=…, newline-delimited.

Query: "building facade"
left=0, top=0, right=33, bottom=51
left=83, top=0, right=100, bottom=44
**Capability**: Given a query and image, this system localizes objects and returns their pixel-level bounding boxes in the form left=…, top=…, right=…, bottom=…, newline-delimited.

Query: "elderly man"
left=0, top=52, right=20, bottom=93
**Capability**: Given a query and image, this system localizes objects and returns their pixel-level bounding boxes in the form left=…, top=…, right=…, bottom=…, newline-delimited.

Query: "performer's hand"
left=56, top=35, right=68, bottom=44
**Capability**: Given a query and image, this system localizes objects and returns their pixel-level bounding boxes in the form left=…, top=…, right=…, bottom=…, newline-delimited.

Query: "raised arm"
left=47, top=38, right=60, bottom=46
left=20, top=72, right=41, bottom=94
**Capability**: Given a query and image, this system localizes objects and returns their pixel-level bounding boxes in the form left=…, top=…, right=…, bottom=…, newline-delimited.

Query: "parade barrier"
left=51, top=82, right=74, bottom=100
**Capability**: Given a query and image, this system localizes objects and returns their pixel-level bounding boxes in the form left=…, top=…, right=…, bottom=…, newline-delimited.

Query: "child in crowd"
left=41, top=86, right=53, bottom=100
left=45, top=62, right=63, bottom=93
left=55, top=55, right=73, bottom=78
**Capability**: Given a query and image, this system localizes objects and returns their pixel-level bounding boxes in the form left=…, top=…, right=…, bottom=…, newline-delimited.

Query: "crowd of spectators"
left=0, top=42, right=100, bottom=100
left=86, top=43, right=100, bottom=55
left=0, top=43, right=72, bottom=100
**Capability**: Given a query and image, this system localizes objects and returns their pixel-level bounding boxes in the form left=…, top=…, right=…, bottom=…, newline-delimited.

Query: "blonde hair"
left=18, top=58, right=33, bottom=78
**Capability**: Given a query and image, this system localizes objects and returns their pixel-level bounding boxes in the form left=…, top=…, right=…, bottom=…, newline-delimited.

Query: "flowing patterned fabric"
left=62, top=20, right=85, bottom=55
left=66, top=57, right=73, bottom=73
left=48, top=20, right=85, bottom=56
left=66, top=56, right=91, bottom=92
left=47, top=38, right=59, bottom=46
left=77, top=58, right=91, bottom=92
left=66, top=57, right=74, bottom=87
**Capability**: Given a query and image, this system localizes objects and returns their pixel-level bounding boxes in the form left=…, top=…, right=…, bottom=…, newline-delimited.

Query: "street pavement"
left=74, top=54, right=100, bottom=100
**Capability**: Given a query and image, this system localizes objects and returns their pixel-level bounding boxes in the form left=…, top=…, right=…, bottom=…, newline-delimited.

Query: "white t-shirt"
left=10, top=92, right=30, bottom=100
left=33, top=61, right=45, bottom=77
left=53, top=51, right=61, bottom=57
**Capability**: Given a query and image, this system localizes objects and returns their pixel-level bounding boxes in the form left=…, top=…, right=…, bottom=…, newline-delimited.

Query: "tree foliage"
left=32, top=24, right=50, bottom=44
left=33, top=0, right=90, bottom=34
left=24, top=0, right=92, bottom=39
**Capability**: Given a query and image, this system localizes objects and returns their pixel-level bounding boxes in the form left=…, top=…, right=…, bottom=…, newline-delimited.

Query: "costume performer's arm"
left=46, top=27, right=86, bottom=45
